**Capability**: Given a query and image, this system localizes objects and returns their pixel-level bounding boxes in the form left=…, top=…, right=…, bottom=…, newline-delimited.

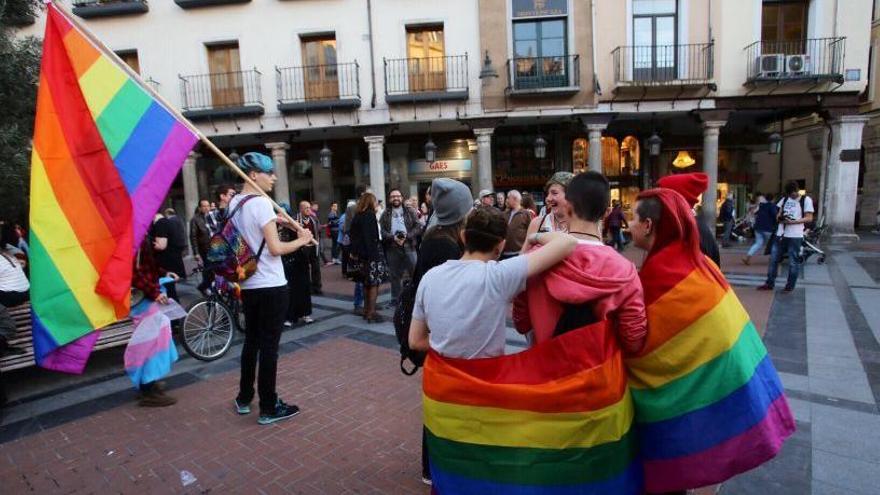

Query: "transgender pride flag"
left=29, top=4, right=198, bottom=372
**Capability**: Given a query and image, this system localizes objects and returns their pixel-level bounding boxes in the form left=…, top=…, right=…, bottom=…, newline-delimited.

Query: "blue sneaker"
left=234, top=398, right=251, bottom=415
left=257, top=400, right=300, bottom=425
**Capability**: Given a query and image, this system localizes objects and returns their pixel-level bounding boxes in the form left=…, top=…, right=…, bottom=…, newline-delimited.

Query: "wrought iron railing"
left=745, top=37, right=845, bottom=82
left=506, top=54, right=580, bottom=91
left=276, top=62, right=359, bottom=104
left=383, top=54, right=468, bottom=96
left=612, top=43, right=713, bottom=86
left=178, top=69, right=263, bottom=112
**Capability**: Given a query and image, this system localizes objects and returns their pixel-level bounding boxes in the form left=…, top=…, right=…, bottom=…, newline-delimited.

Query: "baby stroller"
left=801, top=224, right=826, bottom=265
left=731, top=217, right=754, bottom=241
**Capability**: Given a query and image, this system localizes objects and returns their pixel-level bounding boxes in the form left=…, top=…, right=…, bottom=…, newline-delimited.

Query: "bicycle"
left=180, top=268, right=245, bottom=361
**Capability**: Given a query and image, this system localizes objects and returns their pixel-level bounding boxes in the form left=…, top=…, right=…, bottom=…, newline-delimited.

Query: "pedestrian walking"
left=656, top=172, right=721, bottom=267
left=720, top=193, right=735, bottom=247
left=279, top=207, right=314, bottom=326
left=230, top=152, right=313, bottom=425
left=606, top=199, right=629, bottom=251
left=296, top=201, right=323, bottom=295
left=350, top=192, right=388, bottom=323
left=327, top=202, right=341, bottom=264
left=380, top=189, right=422, bottom=304
left=758, top=181, right=814, bottom=293
left=340, top=201, right=365, bottom=315
left=742, top=194, right=776, bottom=265
left=500, top=190, right=531, bottom=260
left=189, top=199, right=214, bottom=296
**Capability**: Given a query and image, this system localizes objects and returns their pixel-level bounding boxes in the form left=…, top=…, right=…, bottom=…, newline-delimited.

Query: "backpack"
left=205, top=195, right=266, bottom=283
left=393, top=279, right=426, bottom=375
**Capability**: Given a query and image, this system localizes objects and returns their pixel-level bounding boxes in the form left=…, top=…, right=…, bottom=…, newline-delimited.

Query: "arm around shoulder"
left=523, top=231, right=577, bottom=278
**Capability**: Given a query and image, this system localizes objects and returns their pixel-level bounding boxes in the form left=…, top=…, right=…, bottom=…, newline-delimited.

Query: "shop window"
left=620, top=136, right=640, bottom=176
left=207, top=42, right=243, bottom=107
left=301, top=34, right=338, bottom=100
left=572, top=135, right=640, bottom=177
left=406, top=25, right=445, bottom=92
left=572, top=138, right=587, bottom=173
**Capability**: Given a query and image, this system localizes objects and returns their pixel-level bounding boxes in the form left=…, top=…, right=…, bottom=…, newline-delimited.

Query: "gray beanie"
left=431, top=178, right=472, bottom=226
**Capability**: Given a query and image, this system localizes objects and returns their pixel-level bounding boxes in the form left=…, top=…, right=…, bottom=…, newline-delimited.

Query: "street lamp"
left=479, top=50, right=498, bottom=80
left=647, top=132, right=662, bottom=157
left=534, top=135, right=548, bottom=159
left=768, top=132, right=783, bottom=155
left=320, top=142, right=332, bottom=169
left=425, top=121, right=437, bottom=162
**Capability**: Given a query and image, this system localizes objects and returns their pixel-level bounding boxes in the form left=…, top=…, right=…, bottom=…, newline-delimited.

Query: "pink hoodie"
left=513, top=243, right=647, bottom=354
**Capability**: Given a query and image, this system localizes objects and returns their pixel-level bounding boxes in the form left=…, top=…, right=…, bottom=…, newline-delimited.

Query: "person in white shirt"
left=409, top=207, right=577, bottom=359
left=758, top=181, right=814, bottom=293
left=230, top=152, right=314, bottom=425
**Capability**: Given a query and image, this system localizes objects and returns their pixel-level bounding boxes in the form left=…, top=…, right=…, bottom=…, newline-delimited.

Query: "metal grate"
left=383, top=54, right=468, bottom=96
left=275, top=62, right=359, bottom=103
left=506, top=54, right=580, bottom=91
left=178, top=69, right=263, bottom=112
left=612, top=43, right=713, bottom=86
left=745, top=37, right=845, bottom=83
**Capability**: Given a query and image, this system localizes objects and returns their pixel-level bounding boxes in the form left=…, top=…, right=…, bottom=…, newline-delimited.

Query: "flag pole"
left=48, top=1, right=314, bottom=242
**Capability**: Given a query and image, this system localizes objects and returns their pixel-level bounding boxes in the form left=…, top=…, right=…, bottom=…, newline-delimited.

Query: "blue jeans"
left=722, top=219, right=734, bottom=246
left=765, top=237, right=803, bottom=289
left=353, top=282, right=364, bottom=308
left=747, top=231, right=771, bottom=257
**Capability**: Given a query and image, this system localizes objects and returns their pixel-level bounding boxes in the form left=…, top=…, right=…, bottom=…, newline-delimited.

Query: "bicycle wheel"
left=181, top=299, right=235, bottom=361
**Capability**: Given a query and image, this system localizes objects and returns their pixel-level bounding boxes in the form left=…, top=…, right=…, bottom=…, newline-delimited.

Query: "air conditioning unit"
left=785, top=54, right=811, bottom=77
left=755, top=54, right=785, bottom=79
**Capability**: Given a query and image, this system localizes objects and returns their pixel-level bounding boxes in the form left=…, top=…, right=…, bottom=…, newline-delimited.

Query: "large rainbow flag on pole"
left=29, top=3, right=199, bottom=372
left=627, top=239, right=796, bottom=492
left=423, top=322, right=643, bottom=494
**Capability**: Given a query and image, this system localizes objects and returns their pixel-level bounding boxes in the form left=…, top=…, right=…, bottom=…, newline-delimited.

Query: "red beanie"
left=656, top=173, right=709, bottom=208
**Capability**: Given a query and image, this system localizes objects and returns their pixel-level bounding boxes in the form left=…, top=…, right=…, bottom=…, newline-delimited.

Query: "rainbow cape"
left=627, top=242, right=795, bottom=492
left=29, top=4, right=198, bottom=372
left=423, top=322, right=643, bottom=494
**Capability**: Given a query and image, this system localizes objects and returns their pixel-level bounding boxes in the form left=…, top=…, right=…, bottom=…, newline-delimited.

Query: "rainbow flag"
left=423, top=322, right=643, bottom=494
left=627, top=242, right=796, bottom=492
left=29, top=4, right=198, bottom=372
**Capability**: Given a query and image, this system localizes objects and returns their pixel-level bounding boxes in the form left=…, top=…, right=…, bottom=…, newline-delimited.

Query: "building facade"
left=17, top=0, right=876, bottom=239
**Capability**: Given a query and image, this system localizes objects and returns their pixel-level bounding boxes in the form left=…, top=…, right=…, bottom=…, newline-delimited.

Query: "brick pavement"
left=0, top=338, right=427, bottom=494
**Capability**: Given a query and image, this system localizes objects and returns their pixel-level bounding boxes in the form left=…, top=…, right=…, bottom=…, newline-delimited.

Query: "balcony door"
left=632, top=0, right=676, bottom=82
left=762, top=0, right=807, bottom=54
left=513, top=18, right=567, bottom=89
left=207, top=43, right=243, bottom=108
left=302, top=35, right=338, bottom=100
left=406, top=25, right=445, bottom=92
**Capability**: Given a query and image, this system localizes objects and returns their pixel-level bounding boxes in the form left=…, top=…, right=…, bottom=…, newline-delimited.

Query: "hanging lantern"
left=320, top=142, right=332, bottom=169
left=425, top=137, right=437, bottom=163
left=768, top=132, right=782, bottom=155
left=534, top=135, right=548, bottom=159
left=647, top=132, right=662, bottom=157
left=672, top=150, right=696, bottom=169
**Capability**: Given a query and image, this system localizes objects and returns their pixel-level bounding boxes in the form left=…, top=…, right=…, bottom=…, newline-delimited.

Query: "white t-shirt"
left=412, top=256, right=529, bottom=359
left=228, top=194, right=286, bottom=289
left=0, top=252, right=29, bottom=292
left=776, top=196, right=814, bottom=238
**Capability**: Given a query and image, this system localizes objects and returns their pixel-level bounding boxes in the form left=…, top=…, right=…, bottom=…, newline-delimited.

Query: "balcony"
left=506, top=54, right=580, bottom=96
left=178, top=69, right=264, bottom=120
left=745, top=38, right=845, bottom=84
left=174, top=0, right=250, bottom=8
left=613, top=43, right=714, bottom=89
left=72, top=0, right=148, bottom=18
left=383, top=55, right=469, bottom=103
left=276, top=62, right=360, bottom=113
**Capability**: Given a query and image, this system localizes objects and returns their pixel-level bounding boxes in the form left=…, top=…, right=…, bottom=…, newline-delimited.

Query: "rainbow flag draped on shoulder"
left=29, top=4, right=198, bottom=372
left=627, top=239, right=795, bottom=492
left=423, top=322, right=643, bottom=494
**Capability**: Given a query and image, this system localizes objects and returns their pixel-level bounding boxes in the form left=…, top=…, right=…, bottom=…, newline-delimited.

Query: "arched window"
left=602, top=137, right=620, bottom=176
left=621, top=136, right=640, bottom=176
left=572, top=138, right=588, bottom=173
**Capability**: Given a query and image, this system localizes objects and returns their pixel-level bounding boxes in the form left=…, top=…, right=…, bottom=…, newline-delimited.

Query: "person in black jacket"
left=656, top=173, right=721, bottom=268
left=349, top=192, right=387, bottom=323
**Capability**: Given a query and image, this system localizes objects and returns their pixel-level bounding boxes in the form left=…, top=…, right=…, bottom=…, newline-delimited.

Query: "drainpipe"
left=367, top=0, right=377, bottom=108
left=591, top=0, right=601, bottom=96
left=708, top=0, right=713, bottom=42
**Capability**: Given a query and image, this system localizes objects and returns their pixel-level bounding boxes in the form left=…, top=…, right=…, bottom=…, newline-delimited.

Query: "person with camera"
left=380, top=189, right=422, bottom=305
left=758, top=181, right=814, bottom=293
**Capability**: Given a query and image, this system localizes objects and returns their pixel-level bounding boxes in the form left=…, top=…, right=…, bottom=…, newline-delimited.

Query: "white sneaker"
left=301, top=316, right=315, bottom=324
left=283, top=320, right=293, bottom=327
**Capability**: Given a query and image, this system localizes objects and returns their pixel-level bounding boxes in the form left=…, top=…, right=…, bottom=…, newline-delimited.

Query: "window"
left=116, top=50, right=140, bottom=74
left=406, top=25, right=445, bottom=92
left=761, top=0, right=807, bottom=49
left=632, top=0, right=676, bottom=82
left=207, top=42, right=243, bottom=108
left=513, top=18, right=568, bottom=88
left=301, top=34, right=338, bottom=100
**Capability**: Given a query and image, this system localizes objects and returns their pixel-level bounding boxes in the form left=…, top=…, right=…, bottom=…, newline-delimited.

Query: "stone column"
left=266, top=142, right=291, bottom=206
left=807, top=129, right=828, bottom=220
left=474, top=128, right=494, bottom=193
left=182, top=151, right=200, bottom=230
left=701, top=121, right=727, bottom=228
left=364, top=135, right=386, bottom=202
left=860, top=123, right=880, bottom=229
left=386, top=142, right=410, bottom=198
left=587, top=124, right=607, bottom=173
left=826, top=115, right=868, bottom=242
left=468, top=139, right=480, bottom=197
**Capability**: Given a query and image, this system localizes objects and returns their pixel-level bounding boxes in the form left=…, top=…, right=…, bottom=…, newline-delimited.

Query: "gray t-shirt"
left=412, top=256, right=529, bottom=359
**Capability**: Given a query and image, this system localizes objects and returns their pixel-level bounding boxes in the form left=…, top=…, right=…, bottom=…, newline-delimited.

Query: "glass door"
left=207, top=43, right=243, bottom=108
left=632, top=0, right=676, bottom=82
left=302, top=35, right=339, bottom=100
left=406, top=25, right=445, bottom=92
left=513, top=18, right=568, bottom=89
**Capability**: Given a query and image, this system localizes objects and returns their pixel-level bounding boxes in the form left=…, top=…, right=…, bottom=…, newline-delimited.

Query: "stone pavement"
left=1, top=234, right=879, bottom=494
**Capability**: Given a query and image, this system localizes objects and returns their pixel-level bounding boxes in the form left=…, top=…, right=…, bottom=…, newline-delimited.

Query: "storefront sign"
left=512, top=0, right=567, bottom=17
left=409, top=159, right=472, bottom=175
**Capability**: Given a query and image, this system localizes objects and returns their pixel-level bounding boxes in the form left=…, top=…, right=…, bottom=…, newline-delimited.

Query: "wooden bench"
left=0, top=303, right=134, bottom=372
